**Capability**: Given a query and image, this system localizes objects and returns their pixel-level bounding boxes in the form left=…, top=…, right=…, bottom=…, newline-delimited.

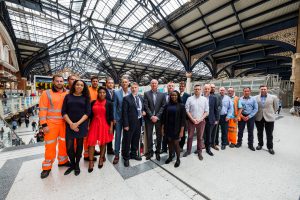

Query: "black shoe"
left=206, top=150, right=214, bottom=156
left=229, top=144, right=235, bottom=148
left=174, top=159, right=180, bottom=168
left=165, top=157, right=173, bottom=164
left=198, top=153, right=203, bottom=161
left=88, top=161, right=94, bottom=173
left=256, top=145, right=262, bottom=150
left=74, top=169, right=80, bottom=176
left=183, top=151, right=190, bottom=157
left=58, top=161, right=71, bottom=167
left=248, top=146, right=255, bottom=151
left=268, top=149, right=275, bottom=155
left=94, top=150, right=100, bottom=156
left=221, top=145, right=226, bottom=150
left=84, top=157, right=96, bottom=162
left=40, top=170, right=51, bottom=179
left=156, top=153, right=160, bottom=161
left=194, top=150, right=200, bottom=154
left=64, top=167, right=74, bottom=175
left=235, top=143, right=242, bottom=148
left=124, top=160, right=129, bottom=167
left=131, top=155, right=142, bottom=161
left=145, top=155, right=152, bottom=160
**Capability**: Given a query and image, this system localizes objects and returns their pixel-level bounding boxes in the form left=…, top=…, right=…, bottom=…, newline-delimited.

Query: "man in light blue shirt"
left=236, top=87, right=258, bottom=151
left=218, top=87, right=233, bottom=150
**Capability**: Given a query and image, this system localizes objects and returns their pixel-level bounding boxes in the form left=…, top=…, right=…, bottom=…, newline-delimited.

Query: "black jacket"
left=90, top=100, right=114, bottom=125
left=162, top=103, right=186, bottom=137
left=122, top=94, right=144, bottom=129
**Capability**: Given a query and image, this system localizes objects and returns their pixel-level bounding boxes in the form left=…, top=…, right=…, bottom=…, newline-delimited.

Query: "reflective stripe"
left=45, top=139, right=56, bottom=145
left=44, top=159, right=52, bottom=163
left=39, top=117, right=46, bottom=120
left=42, top=163, right=52, bottom=167
left=57, top=136, right=65, bottom=141
left=58, top=156, right=68, bottom=162
left=39, top=108, right=48, bottom=111
left=46, top=90, right=54, bottom=109
left=48, top=109, right=61, bottom=113
left=46, top=116, right=63, bottom=119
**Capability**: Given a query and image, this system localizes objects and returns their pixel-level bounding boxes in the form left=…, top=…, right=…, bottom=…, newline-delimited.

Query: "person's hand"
left=244, top=116, right=249, bottom=121
left=42, top=126, right=49, bottom=133
left=214, top=121, right=218, bottom=125
left=225, top=117, right=229, bottom=122
left=70, top=123, right=79, bottom=132
left=113, top=120, right=117, bottom=125
left=234, top=117, right=238, bottom=122
left=151, top=116, right=158, bottom=123
left=179, top=131, right=184, bottom=138
left=142, top=111, right=146, bottom=116
left=109, top=127, right=113, bottom=134
left=193, top=118, right=199, bottom=124
left=124, top=127, right=129, bottom=131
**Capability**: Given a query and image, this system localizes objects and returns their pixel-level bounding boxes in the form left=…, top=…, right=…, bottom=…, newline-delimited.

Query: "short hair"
left=97, top=86, right=107, bottom=93
left=194, top=84, right=201, bottom=88
left=150, top=79, right=158, bottom=84
left=228, top=87, right=234, bottom=90
left=259, top=85, right=267, bottom=88
left=121, top=77, right=129, bottom=82
left=179, top=81, right=186, bottom=86
left=91, top=76, right=98, bottom=82
left=67, top=75, right=76, bottom=81
left=52, top=74, right=64, bottom=81
left=243, top=87, right=251, bottom=91
left=106, top=77, right=114, bottom=83
left=131, top=82, right=139, bottom=87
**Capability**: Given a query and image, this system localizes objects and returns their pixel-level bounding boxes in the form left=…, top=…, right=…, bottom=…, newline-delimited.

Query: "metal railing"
left=0, top=115, right=24, bottom=149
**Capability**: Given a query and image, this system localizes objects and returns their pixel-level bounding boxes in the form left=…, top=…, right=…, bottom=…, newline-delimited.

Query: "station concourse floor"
left=0, top=110, right=299, bottom=200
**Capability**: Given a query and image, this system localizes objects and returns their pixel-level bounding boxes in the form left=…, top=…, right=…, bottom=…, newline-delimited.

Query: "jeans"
left=114, top=120, right=124, bottom=156
left=238, top=117, right=255, bottom=146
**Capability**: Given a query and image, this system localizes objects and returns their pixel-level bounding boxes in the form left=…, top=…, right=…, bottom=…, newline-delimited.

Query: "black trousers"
left=219, top=115, right=229, bottom=146
left=255, top=118, right=274, bottom=149
left=145, top=119, right=162, bottom=155
left=67, top=138, right=84, bottom=167
left=179, top=120, right=188, bottom=149
left=238, top=117, right=255, bottom=146
left=122, top=119, right=142, bottom=161
left=106, top=125, right=114, bottom=151
left=204, top=118, right=214, bottom=150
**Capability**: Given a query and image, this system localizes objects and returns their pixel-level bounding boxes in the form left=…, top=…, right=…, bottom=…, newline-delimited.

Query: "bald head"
left=219, top=87, right=226, bottom=96
left=150, top=79, right=158, bottom=91
left=228, top=87, right=234, bottom=97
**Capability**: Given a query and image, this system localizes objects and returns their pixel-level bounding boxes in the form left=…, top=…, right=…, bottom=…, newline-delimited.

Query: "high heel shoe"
left=88, top=161, right=94, bottom=173
left=98, top=157, right=104, bottom=169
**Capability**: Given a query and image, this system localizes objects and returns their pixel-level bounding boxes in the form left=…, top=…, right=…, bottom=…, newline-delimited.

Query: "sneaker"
left=183, top=151, right=190, bottom=157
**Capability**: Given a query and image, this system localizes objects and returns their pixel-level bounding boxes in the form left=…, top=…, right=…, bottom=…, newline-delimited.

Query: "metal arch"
left=231, top=2, right=244, bottom=39
left=196, top=7, right=216, bottom=48
left=216, top=55, right=291, bottom=77
left=191, top=39, right=296, bottom=69
left=236, top=65, right=291, bottom=77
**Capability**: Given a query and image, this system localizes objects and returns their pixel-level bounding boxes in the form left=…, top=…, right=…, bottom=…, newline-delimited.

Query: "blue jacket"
left=113, top=89, right=131, bottom=121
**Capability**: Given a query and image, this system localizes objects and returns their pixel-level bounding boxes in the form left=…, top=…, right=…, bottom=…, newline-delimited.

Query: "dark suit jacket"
left=162, top=103, right=186, bottom=137
left=105, top=89, right=115, bottom=102
left=144, top=90, right=166, bottom=120
left=208, top=95, right=219, bottom=124
left=90, top=100, right=114, bottom=125
left=181, top=92, right=190, bottom=105
left=122, top=94, right=144, bottom=129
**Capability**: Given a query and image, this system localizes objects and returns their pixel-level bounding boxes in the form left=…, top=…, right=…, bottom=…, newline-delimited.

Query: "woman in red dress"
left=87, top=86, right=114, bottom=172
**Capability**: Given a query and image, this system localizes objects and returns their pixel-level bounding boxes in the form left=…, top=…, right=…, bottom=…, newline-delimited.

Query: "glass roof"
left=5, top=0, right=212, bottom=82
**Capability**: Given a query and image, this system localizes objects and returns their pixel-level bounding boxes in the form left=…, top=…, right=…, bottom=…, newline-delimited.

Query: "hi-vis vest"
left=39, top=89, right=67, bottom=125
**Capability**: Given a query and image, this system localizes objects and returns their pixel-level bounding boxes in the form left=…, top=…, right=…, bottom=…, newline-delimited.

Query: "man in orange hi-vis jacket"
left=39, top=74, right=70, bottom=179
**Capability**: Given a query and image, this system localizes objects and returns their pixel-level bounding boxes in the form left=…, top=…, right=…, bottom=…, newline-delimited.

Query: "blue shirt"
left=220, top=95, right=233, bottom=118
left=240, top=96, right=258, bottom=118
left=261, top=95, right=267, bottom=108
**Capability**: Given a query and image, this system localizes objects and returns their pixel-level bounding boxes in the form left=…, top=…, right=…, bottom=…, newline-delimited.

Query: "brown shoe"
left=198, top=153, right=203, bottom=161
left=212, top=145, right=219, bottom=151
left=113, top=155, right=119, bottom=164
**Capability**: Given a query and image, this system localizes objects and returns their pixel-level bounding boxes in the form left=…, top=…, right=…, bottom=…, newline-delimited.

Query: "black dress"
left=61, top=94, right=91, bottom=139
left=162, top=103, right=186, bottom=140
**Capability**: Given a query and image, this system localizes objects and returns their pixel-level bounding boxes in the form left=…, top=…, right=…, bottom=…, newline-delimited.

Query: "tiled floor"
left=0, top=111, right=300, bottom=200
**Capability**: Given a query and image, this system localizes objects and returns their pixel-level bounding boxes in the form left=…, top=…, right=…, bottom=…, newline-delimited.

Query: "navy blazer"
left=208, top=95, right=219, bottom=124
left=122, top=94, right=144, bottom=129
left=181, top=92, right=190, bottom=105
left=105, top=89, right=115, bottom=102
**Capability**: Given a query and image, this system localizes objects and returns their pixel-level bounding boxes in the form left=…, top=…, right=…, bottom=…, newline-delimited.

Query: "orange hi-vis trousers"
left=228, top=119, right=238, bottom=144
left=42, top=122, right=68, bottom=170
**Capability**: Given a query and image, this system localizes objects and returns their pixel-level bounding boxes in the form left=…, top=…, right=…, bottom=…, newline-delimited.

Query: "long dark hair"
left=169, top=90, right=182, bottom=104
left=70, top=80, right=90, bottom=101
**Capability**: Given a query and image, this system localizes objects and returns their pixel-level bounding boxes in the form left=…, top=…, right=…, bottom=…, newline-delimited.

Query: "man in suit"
left=255, top=85, right=278, bottom=155
left=144, top=79, right=166, bottom=161
left=179, top=81, right=190, bottom=150
left=203, top=84, right=219, bottom=156
left=210, top=83, right=222, bottom=150
left=122, top=82, right=145, bottom=167
left=113, top=77, right=131, bottom=164
left=162, top=81, right=175, bottom=153
left=105, top=77, right=115, bottom=155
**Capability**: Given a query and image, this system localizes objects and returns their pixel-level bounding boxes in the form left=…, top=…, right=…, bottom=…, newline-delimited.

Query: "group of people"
left=39, top=74, right=279, bottom=179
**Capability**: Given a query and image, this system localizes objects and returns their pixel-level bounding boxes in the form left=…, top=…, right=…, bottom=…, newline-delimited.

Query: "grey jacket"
left=255, top=94, right=278, bottom=122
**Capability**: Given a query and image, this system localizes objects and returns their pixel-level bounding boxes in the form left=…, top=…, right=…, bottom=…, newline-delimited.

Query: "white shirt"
left=122, top=89, right=130, bottom=97
left=185, top=95, right=209, bottom=120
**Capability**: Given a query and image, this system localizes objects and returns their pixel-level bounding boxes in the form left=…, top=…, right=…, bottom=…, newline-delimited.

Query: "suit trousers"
left=145, top=119, right=162, bottom=155
left=122, top=119, right=142, bottom=160
left=204, top=118, right=214, bottom=150
left=255, top=117, right=274, bottom=149
left=114, top=120, right=125, bottom=156
left=219, top=115, right=229, bottom=146
left=187, top=120, right=206, bottom=153
left=238, top=117, right=255, bottom=146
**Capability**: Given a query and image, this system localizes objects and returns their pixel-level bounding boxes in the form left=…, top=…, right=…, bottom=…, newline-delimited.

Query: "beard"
left=54, top=84, right=63, bottom=90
